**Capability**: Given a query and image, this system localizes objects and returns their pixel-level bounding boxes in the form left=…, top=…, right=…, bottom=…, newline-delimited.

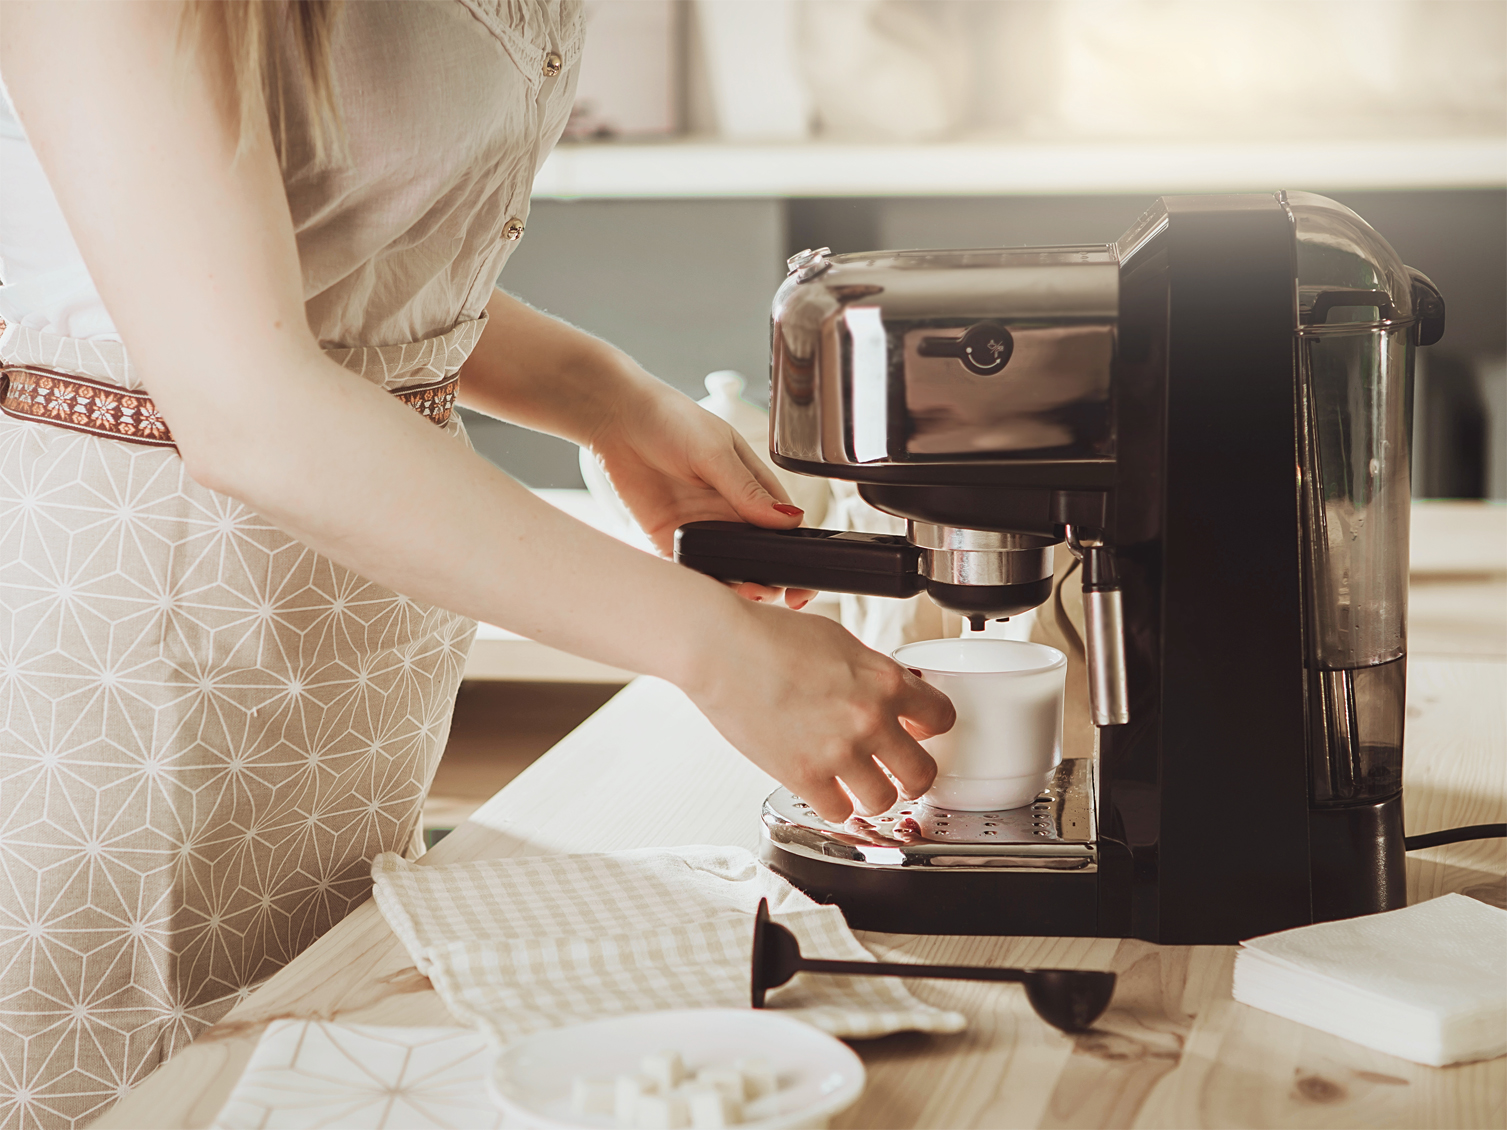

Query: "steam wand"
left=1066, top=527, right=1130, bottom=726
left=750, top=899, right=1116, bottom=1034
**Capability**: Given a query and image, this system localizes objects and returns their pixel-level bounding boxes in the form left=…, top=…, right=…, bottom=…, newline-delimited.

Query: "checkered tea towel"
left=371, top=845, right=966, bottom=1045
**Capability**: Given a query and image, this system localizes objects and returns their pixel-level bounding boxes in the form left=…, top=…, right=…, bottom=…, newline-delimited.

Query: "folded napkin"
left=213, top=1021, right=498, bottom=1130
left=371, top=845, right=965, bottom=1046
left=1232, top=893, right=1507, bottom=1066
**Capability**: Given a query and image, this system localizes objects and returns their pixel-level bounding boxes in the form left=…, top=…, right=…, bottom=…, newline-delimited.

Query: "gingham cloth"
left=371, top=846, right=966, bottom=1045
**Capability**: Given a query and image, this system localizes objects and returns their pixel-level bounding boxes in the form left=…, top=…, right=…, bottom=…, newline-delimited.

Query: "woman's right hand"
left=684, top=600, right=955, bottom=823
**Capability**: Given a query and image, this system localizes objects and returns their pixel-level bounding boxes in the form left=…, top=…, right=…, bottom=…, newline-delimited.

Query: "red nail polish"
left=772, top=503, right=803, bottom=516
left=793, top=599, right=811, bottom=611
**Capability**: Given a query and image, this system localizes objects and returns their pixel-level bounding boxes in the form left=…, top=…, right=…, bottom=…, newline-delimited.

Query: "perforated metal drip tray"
left=762, top=758, right=1096, bottom=871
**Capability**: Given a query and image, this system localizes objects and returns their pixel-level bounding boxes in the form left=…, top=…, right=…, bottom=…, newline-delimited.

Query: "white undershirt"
left=0, top=75, right=120, bottom=341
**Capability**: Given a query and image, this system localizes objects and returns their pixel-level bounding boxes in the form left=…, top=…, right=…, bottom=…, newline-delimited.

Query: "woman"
left=0, top=1, right=950, bottom=1123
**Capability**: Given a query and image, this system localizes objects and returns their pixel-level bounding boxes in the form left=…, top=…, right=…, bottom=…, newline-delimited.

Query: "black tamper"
left=750, top=899, right=1115, bottom=1034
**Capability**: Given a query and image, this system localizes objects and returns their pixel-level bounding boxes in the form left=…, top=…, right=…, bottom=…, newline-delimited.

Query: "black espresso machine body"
left=675, top=192, right=1445, bottom=945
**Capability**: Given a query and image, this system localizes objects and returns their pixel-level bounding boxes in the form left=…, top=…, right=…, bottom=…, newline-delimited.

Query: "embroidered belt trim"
left=0, top=364, right=459, bottom=448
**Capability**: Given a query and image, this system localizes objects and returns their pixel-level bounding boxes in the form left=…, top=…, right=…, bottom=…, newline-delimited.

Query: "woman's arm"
left=455, top=289, right=624, bottom=446
left=459, top=290, right=811, bottom=570
left=0, top=1, right=950, bottom=821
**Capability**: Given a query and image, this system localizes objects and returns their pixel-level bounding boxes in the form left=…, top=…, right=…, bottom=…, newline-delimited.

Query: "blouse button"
left=542, top=51, right=563, bottom=77
left=503, top=218, right=526, bottom=241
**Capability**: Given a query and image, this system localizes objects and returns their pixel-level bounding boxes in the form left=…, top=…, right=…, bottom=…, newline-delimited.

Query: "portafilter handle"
left=673, top=521, right=924, bottom=599
left=673, top=521, right=1058, bottom=621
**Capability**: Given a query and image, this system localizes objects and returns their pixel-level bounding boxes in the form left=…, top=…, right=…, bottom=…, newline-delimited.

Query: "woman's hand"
left=686, top=598, right=955, bottom=823
left=454, top=294, right=815, bottom=608
left=586, top=376, right=817, bottom=609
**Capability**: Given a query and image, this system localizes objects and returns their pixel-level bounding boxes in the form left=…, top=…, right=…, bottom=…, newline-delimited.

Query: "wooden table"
left=95, top=507, right=1507, bottom=1130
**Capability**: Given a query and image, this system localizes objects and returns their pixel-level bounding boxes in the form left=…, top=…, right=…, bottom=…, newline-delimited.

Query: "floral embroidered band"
left=0, top=364, right=459, bottom=448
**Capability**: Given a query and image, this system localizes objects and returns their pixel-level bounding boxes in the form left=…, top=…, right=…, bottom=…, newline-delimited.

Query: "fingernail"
left=792, top=598, right=811, bottom=611
left=772, top=503, right=803, bottom=516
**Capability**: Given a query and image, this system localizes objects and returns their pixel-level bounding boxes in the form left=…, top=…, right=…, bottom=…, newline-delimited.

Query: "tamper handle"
left=1081, top=546, right=1130, bottom=726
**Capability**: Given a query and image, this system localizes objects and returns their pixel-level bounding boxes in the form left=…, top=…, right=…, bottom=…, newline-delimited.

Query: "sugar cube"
left=615, top=1073, right=657, bottom=1125
left=692, top=1067, right=744, bottom=1101
left=633, top=1093, right=690, bottom=1130
left=641, top=1049, right=686, bottom=1091
left=571, top=1076, right=615, bottom=1116
left=732, top=1057, right=776, bottom=1100
left=683, top=1084, right=743, bottom=1128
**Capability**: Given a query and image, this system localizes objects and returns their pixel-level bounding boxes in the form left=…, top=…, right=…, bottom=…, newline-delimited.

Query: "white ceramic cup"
left=893, top=637, right=1067, bottom=812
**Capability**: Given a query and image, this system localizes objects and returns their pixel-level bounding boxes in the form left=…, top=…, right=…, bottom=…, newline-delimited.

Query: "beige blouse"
left=0, top=0, right=583, bottom=353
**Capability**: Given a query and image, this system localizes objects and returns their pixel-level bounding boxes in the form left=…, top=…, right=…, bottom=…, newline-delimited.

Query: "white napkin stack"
left=1232, top=893, right=1507, bottom=1066
left=371, top=845, right=966, bottom=1049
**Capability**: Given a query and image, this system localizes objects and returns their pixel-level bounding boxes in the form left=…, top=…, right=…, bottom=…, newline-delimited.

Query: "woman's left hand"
left=586, top=380, right=817, bottom=610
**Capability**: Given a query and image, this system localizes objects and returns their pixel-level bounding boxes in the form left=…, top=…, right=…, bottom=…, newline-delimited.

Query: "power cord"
left=1404, top=824, right=1507, bottom=851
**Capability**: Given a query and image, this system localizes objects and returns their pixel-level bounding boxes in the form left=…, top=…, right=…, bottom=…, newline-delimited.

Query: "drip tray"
left=762, top=758, right=1096, bottom=871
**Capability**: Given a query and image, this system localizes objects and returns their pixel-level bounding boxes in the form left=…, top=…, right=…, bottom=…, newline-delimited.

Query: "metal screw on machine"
left=750, top=899, right=1116, bottom=1033
left=786, top=247, right=833, bottom=283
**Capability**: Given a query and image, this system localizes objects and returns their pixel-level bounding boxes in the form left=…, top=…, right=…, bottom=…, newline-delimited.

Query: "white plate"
left=488, top=1009, right=865, bottom=1130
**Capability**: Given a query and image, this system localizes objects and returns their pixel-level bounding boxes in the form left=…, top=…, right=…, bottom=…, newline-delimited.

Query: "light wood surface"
left=93, top=504, right=1507, bottom=1130
left=92, top=660, right=1506, bottom=1130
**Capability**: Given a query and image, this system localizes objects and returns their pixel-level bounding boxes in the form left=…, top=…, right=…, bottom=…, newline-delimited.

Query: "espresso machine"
left=676, top=192, right=1446, bottom=945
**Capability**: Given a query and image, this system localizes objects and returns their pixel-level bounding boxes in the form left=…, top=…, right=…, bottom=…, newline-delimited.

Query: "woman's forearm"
left=185, top=347, right=739, bottom=687
left=457, top=289, right=672, bottom=447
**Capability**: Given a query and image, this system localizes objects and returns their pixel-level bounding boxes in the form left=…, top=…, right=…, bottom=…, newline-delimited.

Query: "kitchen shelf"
left=466, top=623, right=634, bottom=683
left=532, top=136, right=1507, bottom=200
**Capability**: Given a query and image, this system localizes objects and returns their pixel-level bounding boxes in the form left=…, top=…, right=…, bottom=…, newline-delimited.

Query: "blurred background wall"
left=466, top=0, right=1506, bottom=499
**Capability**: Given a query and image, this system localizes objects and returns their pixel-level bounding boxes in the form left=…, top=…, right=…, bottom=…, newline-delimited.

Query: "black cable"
left=1404, top=823, right=1507, bottom=851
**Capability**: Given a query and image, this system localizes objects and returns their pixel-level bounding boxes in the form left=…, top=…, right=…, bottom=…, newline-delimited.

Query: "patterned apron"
left=0, top=320, right=481, bottom=1128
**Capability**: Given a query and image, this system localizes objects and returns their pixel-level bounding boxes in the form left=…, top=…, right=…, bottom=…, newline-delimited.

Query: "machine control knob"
left=919, top=321, right=1014, bottom=376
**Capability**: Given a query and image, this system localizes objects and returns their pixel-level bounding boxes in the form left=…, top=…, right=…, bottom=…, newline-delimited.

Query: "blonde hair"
left=181, top=0, right=345, bottom=161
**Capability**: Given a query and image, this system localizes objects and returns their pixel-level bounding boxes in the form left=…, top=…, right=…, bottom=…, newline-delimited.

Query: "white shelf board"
left=533, top=137, right=1507, bottom=200
left=466, top=625, right=636, bottom=683
left=1410, top=500, right=1507, bottom=576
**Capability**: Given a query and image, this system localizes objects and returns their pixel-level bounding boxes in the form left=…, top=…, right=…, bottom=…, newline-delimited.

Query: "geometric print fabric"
left=212, top=1022, right=501, bottom=1130
left=0, top=332, right=477, bottom=1129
